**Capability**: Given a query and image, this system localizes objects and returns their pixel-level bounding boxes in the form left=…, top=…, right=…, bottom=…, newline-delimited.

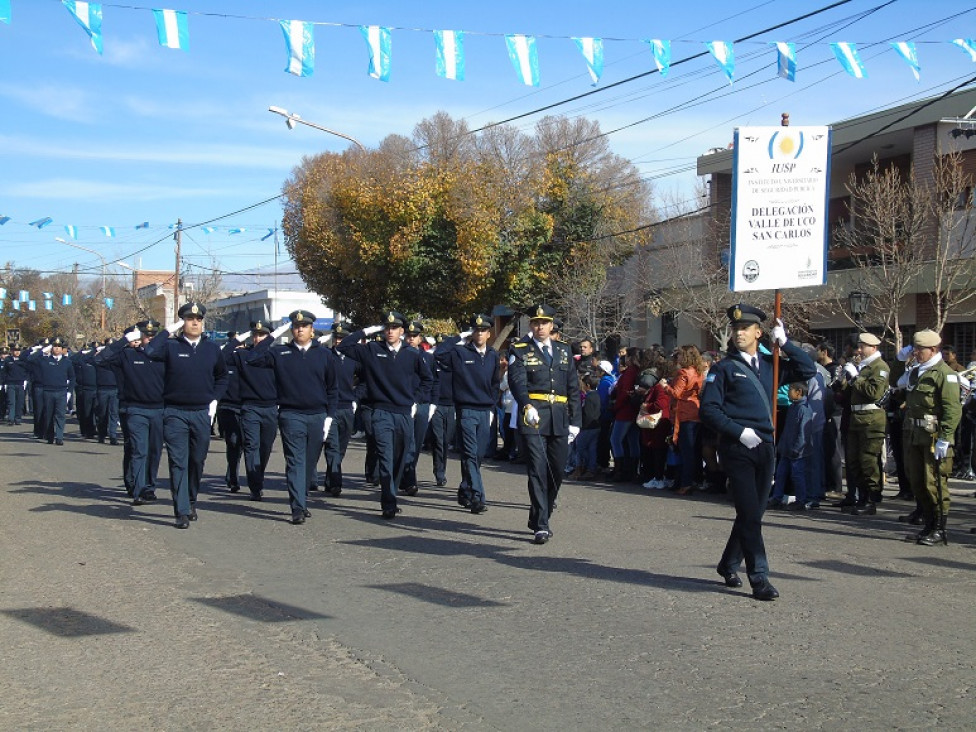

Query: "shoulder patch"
left=879, top=370, right=888, bottom=378
left=706, top=373, right=716, bottom=383
left=946, top=374, right=959, bottom=383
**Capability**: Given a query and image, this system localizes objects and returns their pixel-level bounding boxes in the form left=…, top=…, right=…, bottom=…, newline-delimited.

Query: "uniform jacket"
left=845, top=354, right=889, bottom=432
left=903, top=358, right=962, bottom=446
left=36, top=354, right=75, bottom=392
left=507, top=336, right=581, bottom=436
left=144, top=330, right=228, bottom=410
left=243, top=338, right=337, bottom=416
left=435, top=339, right=500, bottom=409
left=234, top=343, right=278, bottom=407
left=336, top=330, right=433, bottom=415
left=95, top=339, right=165, bottom=408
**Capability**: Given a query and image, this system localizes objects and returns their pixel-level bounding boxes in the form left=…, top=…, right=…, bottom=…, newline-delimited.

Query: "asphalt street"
left=1, top=421, right=974, bottom=730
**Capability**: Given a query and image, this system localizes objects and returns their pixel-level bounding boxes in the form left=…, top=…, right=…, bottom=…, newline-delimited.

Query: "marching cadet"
left=99, top=320, right=165, bottom=504
left=241, top=311, right=337, bottom=524
left=3, top=343, right=28, bottom=425
left=71, top=342, right=98, bottom=439
left=28, top=338, right=51, bottom=439
left=899, top=329, right=962, bottom=546
left=401, top=320, right=436, bottom=496
left=428, top=333, right=456, bottom=488
left=337, top=312, right=433, bottom=519
left=144, top=303, right=228, bottom=529
left=35, top=336, right=75, bottom=445
left=234, top=320, right=278, bottom=502
left=95, top=338, right=121, bottom=445
left=507, top=304, right=581, bottom=544
left=322, top=321, right=359, bottom=497
left=218, top=334, right=245, bottom=493
left=699, top=305, right=816, bottom=601
left=836, top=332, right=890, bottom=515
left=0, top=345, right=7, bottom=419
left=436, top=314, right=500, bottom=514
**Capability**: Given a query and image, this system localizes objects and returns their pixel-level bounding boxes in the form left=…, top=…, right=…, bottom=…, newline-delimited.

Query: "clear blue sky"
left=2, top=0, right=975, bottom=287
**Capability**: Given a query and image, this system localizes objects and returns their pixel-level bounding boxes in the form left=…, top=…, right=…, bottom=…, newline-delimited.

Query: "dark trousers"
left=845, top=428, right=885, bottom=503
left=402, top=403, right=431, bottom=489
left=323, top=408, right=354, bottom=489
left=163, top=407, right=211, bottom=518
left=31, top=386, right=43, bottom=436
left=76, top=388, right=96, bottom=437
left=278, top=410, right=325, bottom=513
left=372, top=408, right=412, bottom=512
left=718, top=441, right=775, bottom=587
left=429, top=404, right=456, bottom=482
left=240, top=404, right=277, bottom=495
left=823, top=415, right=843, bottom=492
left=96, top=388, right=119, bottom=440
left=39, top=389, right=67, bottom=442
left=6, top=383, right=25, bottom=423
left=361, top=404, right=379, bottom=484
left=522, top=429, right=569, bottom=534
left=457, top=407, right=492, bottom=505
left=126, top=406, right=163, bottom=499
left=217, top=407, right=243, bottom=489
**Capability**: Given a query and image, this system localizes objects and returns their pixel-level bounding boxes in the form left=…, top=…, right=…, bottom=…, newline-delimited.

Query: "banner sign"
left=729, top=125, right=831, bottom=292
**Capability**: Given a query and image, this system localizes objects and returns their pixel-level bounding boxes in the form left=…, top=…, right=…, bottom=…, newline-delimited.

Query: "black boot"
left=612, top=457, right=631, bottom=482
left=898, top=507, right=923, bottom=524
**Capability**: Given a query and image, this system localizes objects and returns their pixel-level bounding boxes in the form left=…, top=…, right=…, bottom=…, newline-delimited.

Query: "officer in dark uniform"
left=35, top=336, right=75, bottom=445
left=234, top=320, right=278, bottom=501
left=900, top=329, right=962, bottom=545
left=337, top=312, right=433, bottom=519
left=94, top=337, right=121, bottom=445
left=401, top=320, right=436, bottom=496
left=436, top=314, right=500, bottom=514
left=242, top=311, right=338, bottom=524
left=507, top=304, right=581, bottom=544
left=699, top=305, right=816, bottom=600
left=429, top=333, right=456, bottom=487
left=98, top=320, right=165, bottom=503
left=27, top=338, right=52, bottom=439
left=144, top=303, right=228, bottom=529
left=4, top=343, right=28, bottom=425
left=218, top=334, right=245, bottom=492
left=0, top=345, right=8, bottom=419
left=322, top=321, right=359, bottom=496
left=71, top=342, right=98, bottom=439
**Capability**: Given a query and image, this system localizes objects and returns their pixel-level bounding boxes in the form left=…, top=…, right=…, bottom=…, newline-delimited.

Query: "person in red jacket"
left=661, top=345, right=705, bottom=495
left=610, top=347, right=642, bottom=482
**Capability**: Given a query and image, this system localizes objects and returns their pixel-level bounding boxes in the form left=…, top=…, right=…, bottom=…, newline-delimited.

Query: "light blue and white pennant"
left=62, top=1, right=103, bottom=55
left=707, top=41, right=735, bottom=84
left=434, top=30, right=464, bottom=81
left=153, top=8, right=189, bottom=51
left=832, top=42, right=867, bottom=78
left=952, top=39, right=976, bottom=62
left=64, top=225, right=78, bottom=239
left=774, top=42, right=796, bottom=81
left=506, top=34, right=540, bottom=87
left=646, top=39, right=671, bottom=77
left=891, top=42, right=919, bottom=81
left=573, top=37, right=604, bottom=86
left=361, top=25, right=392, bottom=81
left=281, top=20, right=314, bottom=77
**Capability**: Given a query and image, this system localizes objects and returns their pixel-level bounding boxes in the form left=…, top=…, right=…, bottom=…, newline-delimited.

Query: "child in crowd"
left=573, top=373, right=603, bottom=479
left=770, top=381, right=815, bottom=510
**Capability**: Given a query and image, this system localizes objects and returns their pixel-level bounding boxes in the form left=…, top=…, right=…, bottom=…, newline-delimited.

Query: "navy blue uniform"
left=4, top=351, right=29, bottom=424
left=436, top=339, right=500, bottom=509
left=337, top=330, right=433, bottom=514
left=97, top=339, right=165, bottom=500
left=218, top=343, right=244, bottom=492
left=235, top=342, right=278, bottom=499
left=428, top=350, right=455, bottom=486
left=35, top=354, right=75, bottom=443
left=700, top=340, right=815, bottom=588
left=71, top=349, right=98, bottom=438
left=144, top=330, right=228, bottom=520
left=243, top=338, right=338, bottom=518
left=508, top=337, right=581, bottom=537
left=322, top=347, right=360, bottom=494
left=402, top=347, right=437, bottom=493
left=94, top=350, right=120, bottom=443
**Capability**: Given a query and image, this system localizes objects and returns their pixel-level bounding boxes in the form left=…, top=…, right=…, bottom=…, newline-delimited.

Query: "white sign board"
left=729, top=125, right=831, bottom=291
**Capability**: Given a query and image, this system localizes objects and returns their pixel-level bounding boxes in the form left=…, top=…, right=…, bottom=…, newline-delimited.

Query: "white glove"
left=424, top=336, right=435, bottom=347
left=323, top=417, right=334, bottom=440
left=66, top=392, right=71, bottom=404
left=364, top=325, right=383, bottom=336
left=208, top=400, right=218, bottom=421
left=934, top=439, right=950, bottom=460
left=843, top=362, right=858, bottom=379
left=235, top=331, right=250, bottom=343
left=771, top=318, right=787, bottom=347
left=489, top=409, right=495, bottom=427
left=0, top=385, right=4, bottom=392
left=458, top=330, right=473, bottom=340
left=125, top=328, right=141, bottom=343
left=739, top=427, right=762, bottom=449
left=897, top=345, right=913, bottom=362
left=317, top=333, right=332, bottom=344
left=525, top=405, right=540, bottom=427
left=30, top=345, right=41, bottom=353
left=411, top=403, right=417, bottom=418
left=42, top=345, right=52, bottom=355
left=271, top=322, right=291, bottom=339
left=351, top=401, right=357, bottom=413
left=164, top=318, right=184, bottom=333
left=568, top=425, right=580, bottom=443
left=428, top=404, right=436, bottom=420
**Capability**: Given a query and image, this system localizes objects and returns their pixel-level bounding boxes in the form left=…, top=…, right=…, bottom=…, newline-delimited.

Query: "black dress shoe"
left=436, top=478, right=447, bottom=487
left=917, top=529, right=946, bottom=546
left=249, top=491, right=263, bottom=502
left=752, top=581, right=780, bottom=601
left=832, top=497, right=856, bottom=508
left=533, top=530, right=551, bottom=545
left=402, top=485, right=419, bottom=497
left=717, top=569, right=743, bottom=588
left=143, top=492, right=157, bottom=501
left=290, top=512, right=306, bottom=525
left=852, top=502, right=876, bottom=516
left=302, top=508, right=311, bottom=518
left=470, top=502, right=487, bottom=514
left=188, top=508, right=198, bottom=521
left=381, top=508, right=401, bottom=520
left=899, top=509, right=923, bottom=524
left=110, top=438, right=119, bottom=446
left=457, top=489, right=471, bottom=508
left=228, top=483, right=240, bottom=493
left=329, top=485, right=342, bottom=497
left=132, top=497, right=146, bottom=506
left=175, top=515, right=190, bottom=529
left=54, top=439, right=63, bottom=446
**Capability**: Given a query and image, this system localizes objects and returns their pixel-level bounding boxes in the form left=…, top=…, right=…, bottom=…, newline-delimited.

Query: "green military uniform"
left=902, top=356, right=961, bottom=541
left=844, top=353, right=890, bottom=509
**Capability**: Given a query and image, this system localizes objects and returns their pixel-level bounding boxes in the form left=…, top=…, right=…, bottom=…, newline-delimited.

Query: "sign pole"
left=770, top=113, right=790, bottom=437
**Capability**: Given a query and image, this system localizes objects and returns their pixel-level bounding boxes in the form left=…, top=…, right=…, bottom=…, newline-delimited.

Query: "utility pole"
left=173, top=218, right=182, bottom=320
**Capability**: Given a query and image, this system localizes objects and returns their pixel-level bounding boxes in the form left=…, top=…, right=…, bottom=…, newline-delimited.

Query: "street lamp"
left=848, top=290, right=871, bottom=329
left=56, top=237, right=106, bottom=330
left=268, top=106, right=367, bottom=152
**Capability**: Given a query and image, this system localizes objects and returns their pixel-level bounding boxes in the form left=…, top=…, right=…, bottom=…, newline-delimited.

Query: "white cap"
left=598, top=360, right=614, bottom=375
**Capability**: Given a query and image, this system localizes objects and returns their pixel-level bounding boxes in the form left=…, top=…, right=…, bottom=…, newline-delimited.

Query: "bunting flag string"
left=506, top=34, right=540, bottom=86
left=891, top=41, right=920, bottom=81
left=434, top=29, right=464, bottom=81
left=361, top=25, right=392, bottom=81
left=281, top=19, right=314, bottom=77
left=573, top=37, right=604, bottom=86
left=153, top=8, right=189, bottom=51
left=832, top=42, right=867, bottom=79
left=62, top=0, right=103, bottom=55
left=707, top=41, right=735, bottom=84
left=774, top=42, right=796, bottom=82
left=646, top=39, right=671, bottom=77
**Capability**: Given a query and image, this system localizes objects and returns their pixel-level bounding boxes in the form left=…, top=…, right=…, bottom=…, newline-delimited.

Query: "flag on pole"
left=891, top=42, right=920, bottom=81
left=831, top=42, right=867, bottom=78
left=707, top=41, right=735, bottom=83
left=573, top=37, right=604, bottom=86
left=360, top=25, right=392, bottom=81
left=774, top=42, right=796, bottom=81
left=153, top=8, right=189, bottom=51
left=100, top=226, right=115, bottom=237
left=506, top=34, right=540, bottom=86
left=434, top=30, right=464, bottom=81
left=62, top=1, right=103, bottom=55
left=646, top=39, right=671, bottom=77
left=280, top=19, right=314, bottom=77
left=62, top=294, right=73, bottom=306
left=952, top=39, right=976, bottom=63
